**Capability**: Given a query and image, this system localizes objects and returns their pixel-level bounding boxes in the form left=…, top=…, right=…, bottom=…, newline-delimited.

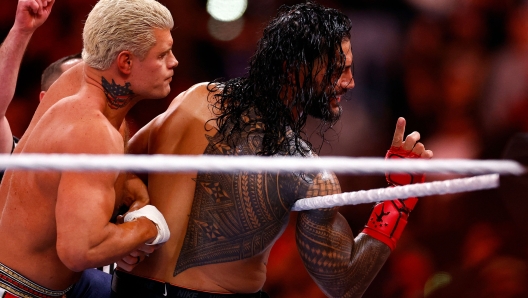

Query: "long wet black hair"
left=208, top=1, right=352, bottom=156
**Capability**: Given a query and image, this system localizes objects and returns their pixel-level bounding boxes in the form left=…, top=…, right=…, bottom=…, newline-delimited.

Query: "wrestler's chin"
left=151, top=85, right=172, bottom=99
left=163, top=79, right=173, bottom=96
left=329, top=99, right=342, bottom=118
left=162, top=87, right=171, bottom=98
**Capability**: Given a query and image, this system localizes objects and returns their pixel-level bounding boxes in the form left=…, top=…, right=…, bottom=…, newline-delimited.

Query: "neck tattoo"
left=101, top=76, right=135, bottom=109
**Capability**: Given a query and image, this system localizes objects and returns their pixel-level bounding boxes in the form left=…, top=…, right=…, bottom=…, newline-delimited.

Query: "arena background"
left=2, top=0, right=528, bottom=297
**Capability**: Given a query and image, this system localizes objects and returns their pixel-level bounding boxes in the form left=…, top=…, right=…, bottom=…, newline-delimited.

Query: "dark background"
left=2, top=0, right=528, bottom=297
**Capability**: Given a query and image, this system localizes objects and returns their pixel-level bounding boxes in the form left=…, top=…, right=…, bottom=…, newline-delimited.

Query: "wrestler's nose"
left=340, top=72, right=354, bottom=90
left=168, top=51, right=178, bottom=69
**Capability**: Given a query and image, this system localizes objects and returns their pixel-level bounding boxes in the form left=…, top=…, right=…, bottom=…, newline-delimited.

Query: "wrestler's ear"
left=116, top=51, right=133, bottom=75
left=39, top=91, right=46, bottom=102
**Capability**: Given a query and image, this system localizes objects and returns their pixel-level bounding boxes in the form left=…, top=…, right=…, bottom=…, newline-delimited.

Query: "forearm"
left=296, top=210, right=391, bottom=298
left=57, top=217, right=157, bottom=271
left=0, top=27, right=33, bottom=114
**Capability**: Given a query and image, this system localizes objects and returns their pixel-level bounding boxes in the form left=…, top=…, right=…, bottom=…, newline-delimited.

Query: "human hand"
left=386, top=117, right=433, bottom=186
left=116, top=243, right=161, bottom=272
left=124, top=205, right=171, bottom=245
left=363, top=117, right=432, bottom=250
left=13, top=0, right=55, bottom=34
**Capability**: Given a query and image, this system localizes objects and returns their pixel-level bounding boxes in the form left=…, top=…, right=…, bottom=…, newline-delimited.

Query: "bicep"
left=295, top=170, right=351, bottom=263
left=56, top=171, right=118, bottom=241
left=55, top=124, right=123, bottom=246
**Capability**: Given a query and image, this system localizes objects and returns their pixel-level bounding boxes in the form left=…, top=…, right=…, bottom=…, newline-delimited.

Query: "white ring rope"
left=0, top=154, right=525, bottom=175
left=291, top=174, right=499, bottom=211
left=0, top=154, right=513, bottom=210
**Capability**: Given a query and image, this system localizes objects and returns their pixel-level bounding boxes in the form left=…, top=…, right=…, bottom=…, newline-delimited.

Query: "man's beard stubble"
left=305, top=89, right=344, bottom=124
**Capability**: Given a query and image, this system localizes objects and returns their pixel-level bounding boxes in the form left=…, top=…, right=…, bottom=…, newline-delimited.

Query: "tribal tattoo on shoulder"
left=101, top=77, right=135, bottom=109
left=174, top=121, right=316, bottom=275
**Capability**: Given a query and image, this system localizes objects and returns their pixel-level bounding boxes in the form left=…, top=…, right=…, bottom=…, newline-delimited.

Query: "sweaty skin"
left=128, top=82, right=391, bottom=296
left=0, top=27, right=176, bottom=290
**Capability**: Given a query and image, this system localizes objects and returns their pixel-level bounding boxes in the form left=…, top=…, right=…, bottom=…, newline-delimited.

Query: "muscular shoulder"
left=165, top=82, right=212, bottom=114
left=68, top=112, right=123, bottom=154
left=20, top=63, right=85, bottom=144
left=304, top=170, right=341, bottom=198
left=130, top=82, right=215, bottom=155
left=276, top=169, right=341, bottom=210
left=271, top=137, right=343, bottom=202
left=39, top=62, right=84, bottom=113
left=301, top=150, right=341, bottom=198
left=33, top=102, right=123, bottom=155
left=159, top=82, right=215, bottom=135
left=153, top=82, right=211, bottom=126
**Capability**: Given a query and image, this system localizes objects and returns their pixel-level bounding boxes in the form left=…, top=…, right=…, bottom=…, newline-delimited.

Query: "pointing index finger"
left=391, top=117, right=406, bottom=148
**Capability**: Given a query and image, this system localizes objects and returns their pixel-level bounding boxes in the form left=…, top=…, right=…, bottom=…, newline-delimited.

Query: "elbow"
left=56, top=241, right=92, bottom=272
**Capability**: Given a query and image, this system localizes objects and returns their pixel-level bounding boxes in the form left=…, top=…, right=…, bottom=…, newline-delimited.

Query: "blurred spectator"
left=480, top=3, right=528, bottom=156
left=382, top=240, right=435, bottom=298
left=427, top=222, right=528, bottom=298
left=3, top=0, right=528, bottom=297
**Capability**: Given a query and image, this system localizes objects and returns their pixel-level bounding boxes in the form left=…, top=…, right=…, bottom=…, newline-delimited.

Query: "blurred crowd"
left=2, top=0, right=528, bottom=297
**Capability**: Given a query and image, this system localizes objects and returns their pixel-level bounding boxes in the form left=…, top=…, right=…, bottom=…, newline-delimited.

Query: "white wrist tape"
left=124, top=205, right=170, bottom=245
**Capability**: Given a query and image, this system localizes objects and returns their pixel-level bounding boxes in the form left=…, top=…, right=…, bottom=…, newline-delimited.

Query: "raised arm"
left=296, top=117, right=432, bottom=298
left=0, top=0, right=54, bottom=152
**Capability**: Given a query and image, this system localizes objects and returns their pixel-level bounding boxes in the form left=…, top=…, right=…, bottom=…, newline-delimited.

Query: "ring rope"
left=0, top=154, right=507, bottom=209
left=0, top=154, right=525, bottom=175
left=291, top=174, right=499, bottom=211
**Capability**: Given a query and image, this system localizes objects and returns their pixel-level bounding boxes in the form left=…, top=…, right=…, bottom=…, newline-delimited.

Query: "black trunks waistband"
left=0, top=262, right=71, bottom=298
left=111, top=269, right=269, bottom=298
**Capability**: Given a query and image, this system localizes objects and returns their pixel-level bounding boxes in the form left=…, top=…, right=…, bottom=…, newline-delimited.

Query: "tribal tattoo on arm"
left=296, top=173, right=391, bottom=298
left=101, top=77, right=135, bottom=109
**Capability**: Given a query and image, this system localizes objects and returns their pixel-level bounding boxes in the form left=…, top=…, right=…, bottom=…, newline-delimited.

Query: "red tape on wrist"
left=385, top=146, right=425, bottom=186
left=362, top=197, right=418, bottom=250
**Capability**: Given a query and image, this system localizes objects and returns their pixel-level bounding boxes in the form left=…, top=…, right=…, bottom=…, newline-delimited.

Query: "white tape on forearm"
left=124, top=205, right=170, bottom=245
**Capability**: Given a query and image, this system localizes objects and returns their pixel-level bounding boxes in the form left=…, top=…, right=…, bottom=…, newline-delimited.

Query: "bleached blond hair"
left=82, top=0, right=173, bottom=70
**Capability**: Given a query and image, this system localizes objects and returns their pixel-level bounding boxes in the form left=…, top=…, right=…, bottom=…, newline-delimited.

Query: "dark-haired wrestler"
left=117, top=2, right=433, bottom=298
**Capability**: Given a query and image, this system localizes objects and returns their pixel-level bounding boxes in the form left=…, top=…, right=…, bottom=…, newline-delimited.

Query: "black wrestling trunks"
left=111, top=270, right=269, bottom=298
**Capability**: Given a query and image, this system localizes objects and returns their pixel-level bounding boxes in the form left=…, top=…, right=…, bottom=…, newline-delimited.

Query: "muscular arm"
left=0, top=0, right=54, bottom=152
left=56, top=171, right=157, bottom=271
left=55, top=122, right=157, bottom=271
left=295, top=173, right=391, bottom=298
left=296, top=118, right=432, bottom=297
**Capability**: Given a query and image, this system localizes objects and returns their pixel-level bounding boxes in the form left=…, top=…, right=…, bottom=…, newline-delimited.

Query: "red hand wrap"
left=361, top=146, right=425, bottom=250
left=362, top=196, right=418, bottom=250
left=385, top=146, right=425, bottom=186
